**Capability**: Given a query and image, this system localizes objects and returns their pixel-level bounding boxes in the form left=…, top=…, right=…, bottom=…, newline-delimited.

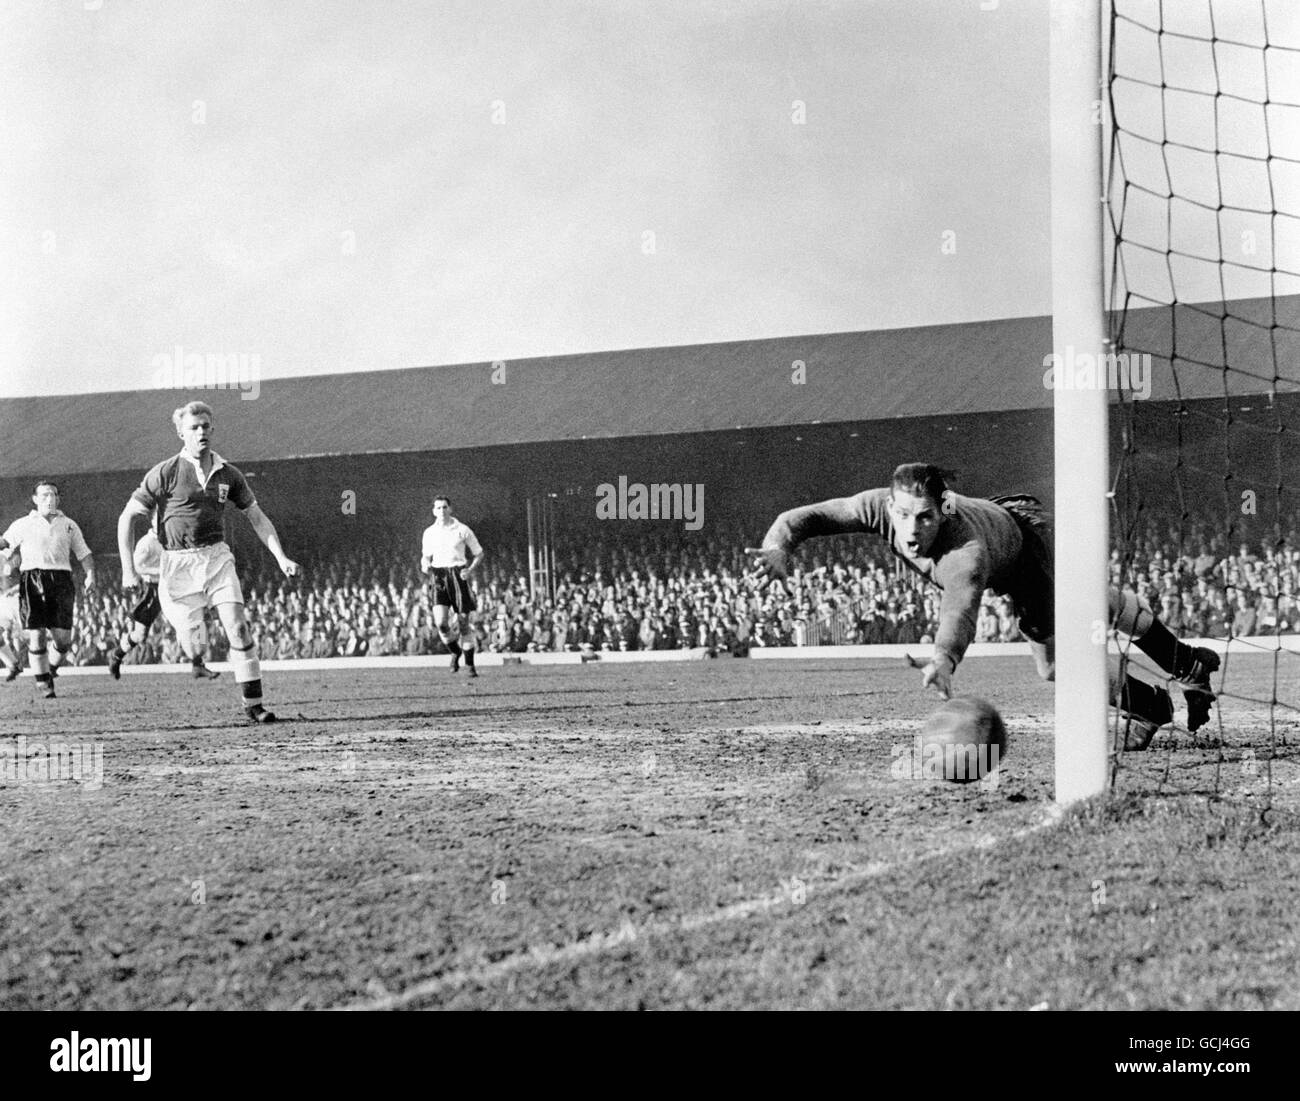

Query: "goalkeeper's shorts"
left=991, top=494, right=1054, bottom=644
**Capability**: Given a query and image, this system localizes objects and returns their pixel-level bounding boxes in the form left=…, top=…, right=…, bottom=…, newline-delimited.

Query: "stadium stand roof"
left=4, top=297, right=1296, bottom=477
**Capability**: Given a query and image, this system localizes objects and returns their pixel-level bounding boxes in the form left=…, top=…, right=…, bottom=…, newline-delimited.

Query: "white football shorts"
left=158, top=542, right=244, bottom=639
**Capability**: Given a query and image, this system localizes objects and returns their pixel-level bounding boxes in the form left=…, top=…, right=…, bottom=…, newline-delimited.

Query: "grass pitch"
left=1, top=655, right=1297, bottom=1010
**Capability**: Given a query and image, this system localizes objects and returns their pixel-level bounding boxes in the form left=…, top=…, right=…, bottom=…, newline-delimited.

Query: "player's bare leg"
left=433, top=605, right=462, bottom=673
left=189, top=655, right=221, bottom=679
left=216, top=602, right=274, bottom=722
left=47, top=626, right=73, bottom=681
left=1110, top=588, right=1218, bottom=731
left=27, top=627, right=55, bottom=698
left=458, top=613, right=478, bottom=678
left=37, top=626, right=73, bottom=685
left=110, top=621, right=218, bottom=680
left=185, top=618, right=220, bottom=679
left=109, top=621, right=149, bottom=680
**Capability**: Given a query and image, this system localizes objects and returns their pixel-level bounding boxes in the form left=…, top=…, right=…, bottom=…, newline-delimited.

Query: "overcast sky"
left=1, top=1, right=1292, bottom=399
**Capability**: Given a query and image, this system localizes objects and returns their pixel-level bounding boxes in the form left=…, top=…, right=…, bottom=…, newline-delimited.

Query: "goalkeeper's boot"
left=1119, top=715, right=1159, bottom=752
left=1111, top=672, right=1173, bottom=753
left=244, top=703, right=277, bottom=724
left=191, top=659, right=221, bottom=680
left=38, top=675, right=56, bottom=700
left=464, top=647, right=478, bottom=678
left=449, top=649, right=461, bottom=674
left=108, top=652, right=124, bottom=681
left=1174, top=646, right=1219, bottom=733
left=3, top=664, right=20, bottom=684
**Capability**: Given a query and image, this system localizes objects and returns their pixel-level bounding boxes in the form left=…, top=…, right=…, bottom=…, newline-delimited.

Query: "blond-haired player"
left=118, top=400, right=297, bottom=723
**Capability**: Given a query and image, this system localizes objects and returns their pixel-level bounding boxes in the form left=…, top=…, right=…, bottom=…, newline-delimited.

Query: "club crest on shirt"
left=217, top=483, right=229, bottom=503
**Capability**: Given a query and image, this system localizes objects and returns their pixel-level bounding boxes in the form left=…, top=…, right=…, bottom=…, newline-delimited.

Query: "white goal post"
left=1050, top=0, right=1110, bottom=802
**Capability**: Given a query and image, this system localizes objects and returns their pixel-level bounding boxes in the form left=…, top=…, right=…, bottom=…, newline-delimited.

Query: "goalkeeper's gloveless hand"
left=743, top=544, right=794, bottom=588
left=921, top=653, right=955, bottom=700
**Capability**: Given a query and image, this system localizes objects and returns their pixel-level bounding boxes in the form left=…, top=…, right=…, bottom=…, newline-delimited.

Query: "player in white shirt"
left=0, top=480, right=96, bottom=699
left=108, top=527, right=220, bottom=681
left=420, top=496, right=482, bottom=677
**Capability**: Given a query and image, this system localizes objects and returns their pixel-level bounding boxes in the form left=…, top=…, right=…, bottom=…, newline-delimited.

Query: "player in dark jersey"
left=746, top=462, right=1218, bottom=735
left=117, top=400, right=298, bottom=723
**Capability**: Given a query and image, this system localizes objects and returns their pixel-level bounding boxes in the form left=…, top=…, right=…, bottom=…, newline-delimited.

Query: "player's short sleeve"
left=225, top=465, right=256, bottom=510
left=131, top=461, right=169, bottom=511
left=68, top=521, right=92, bottom=561
left=0, top=518, right=22, bottom=549
left=421, top=526, right=435, bottom=558
left=463, top=526, right=483, bottom=556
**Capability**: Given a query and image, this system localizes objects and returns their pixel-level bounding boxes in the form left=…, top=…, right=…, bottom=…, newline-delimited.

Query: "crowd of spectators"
left=1113, top=517, right=1300, bottom=639
left=5, top=513, right=1300, bottom=667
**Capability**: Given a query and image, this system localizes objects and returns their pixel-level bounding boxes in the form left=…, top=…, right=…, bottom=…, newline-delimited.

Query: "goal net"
left=1105, top=0, right=1300, bottom=816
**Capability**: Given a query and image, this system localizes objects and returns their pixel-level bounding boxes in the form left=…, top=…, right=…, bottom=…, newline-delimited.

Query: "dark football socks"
left=1134, top=619, right=1200, bottom=680
left=1117, top=673, right=1174, bottom=727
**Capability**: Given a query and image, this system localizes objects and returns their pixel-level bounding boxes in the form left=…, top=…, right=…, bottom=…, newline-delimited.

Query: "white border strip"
left=748, top=642, right=1032, bottom=661
left=47, top=635, right=1300, bottom=675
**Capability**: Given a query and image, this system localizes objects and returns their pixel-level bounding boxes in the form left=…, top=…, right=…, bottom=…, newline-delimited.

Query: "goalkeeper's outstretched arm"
left=745, top=490, right=887, bottom=580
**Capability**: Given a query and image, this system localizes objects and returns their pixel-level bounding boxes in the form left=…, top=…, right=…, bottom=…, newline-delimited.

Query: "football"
left=919, top=695, right=1008, bottom=783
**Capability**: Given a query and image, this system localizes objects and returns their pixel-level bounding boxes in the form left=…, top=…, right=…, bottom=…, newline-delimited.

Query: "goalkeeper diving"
left=745, top=462, right=1218, bottom=733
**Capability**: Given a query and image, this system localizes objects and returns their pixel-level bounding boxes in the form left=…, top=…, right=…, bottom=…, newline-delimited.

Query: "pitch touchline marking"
left=334, top=804, right=1065, bottom=1011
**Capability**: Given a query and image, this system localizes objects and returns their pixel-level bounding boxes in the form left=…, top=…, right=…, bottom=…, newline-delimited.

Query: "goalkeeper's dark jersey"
left=762, top=489, right=1041, bottom=666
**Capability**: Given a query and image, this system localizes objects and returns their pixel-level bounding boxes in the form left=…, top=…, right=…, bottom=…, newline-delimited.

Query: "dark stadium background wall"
left=5, top=392, right=1294, bottom=566
left=0, top=409, right=1057, bottom=558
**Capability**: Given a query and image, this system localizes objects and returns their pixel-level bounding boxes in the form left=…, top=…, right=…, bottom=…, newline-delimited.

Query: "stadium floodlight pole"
left=526, top=493, right=555, bottom=603
left=543, top=494, right=556, bottom=603
left=1050, top=0, right=1109, bottom=802
left=527, top=495, right=539, bottom=603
